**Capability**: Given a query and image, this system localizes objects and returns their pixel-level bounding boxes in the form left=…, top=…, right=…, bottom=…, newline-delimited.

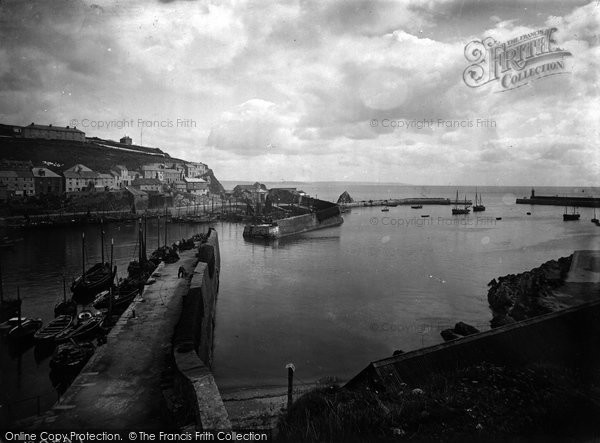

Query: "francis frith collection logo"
left=463, top=27, right=572, bottom=92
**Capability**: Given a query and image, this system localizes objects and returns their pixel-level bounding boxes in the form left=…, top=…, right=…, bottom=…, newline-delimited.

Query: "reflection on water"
left=0, top=221, right=208, bottom=426
left=211, top=188, right=600, bottom=393
left=1, top=184, right=600, bottom=424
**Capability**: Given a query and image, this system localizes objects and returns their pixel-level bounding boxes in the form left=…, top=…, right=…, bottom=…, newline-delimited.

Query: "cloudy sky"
left=0, top=0, right=598, bottom=185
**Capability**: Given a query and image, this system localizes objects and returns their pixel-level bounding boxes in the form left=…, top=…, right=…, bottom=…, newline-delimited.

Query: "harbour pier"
left=21, top=229, right=227, bottom=431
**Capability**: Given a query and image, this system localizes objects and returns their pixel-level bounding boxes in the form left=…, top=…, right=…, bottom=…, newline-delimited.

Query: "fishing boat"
left=5, top=288, right=42, bottom=341
left=0, top=316, right=28, bottom=335
left=50, top=341, right=95, bottom=372
left=0, top=259, right=21, bottom=322
left=71, top=232, right=115, bottom=301
left=54, top=276, right=77, bottom=317
left=452, top=191, right=470, bottom=215
left=93, top=285, right=138, bottom=311
left=421, top=215, right=430, bottom=218
left=563, top=206, right=580, bottom=221
left=7, top=318, right=43, bottom=341
left=473, top=189, right=485, bottom=212
left=381, top=207, right=390, bottom=212
left=34, top=315, right=74, bottom=344
left=410, top=205, right=423, bottom=209
left=54, top=314, right=104, bottom=343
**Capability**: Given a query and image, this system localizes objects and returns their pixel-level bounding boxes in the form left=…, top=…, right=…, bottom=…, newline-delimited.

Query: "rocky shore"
left=487, top=255, right=573, bottom=328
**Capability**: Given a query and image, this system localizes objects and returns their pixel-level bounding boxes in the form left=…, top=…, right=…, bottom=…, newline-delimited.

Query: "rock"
left=441, top=329, right=461, bottom=341
left=454, top=322, right=479, bottom=336
left=487, top=254, right=574, bottom=323
left=337, top=191, right=354, bottom=204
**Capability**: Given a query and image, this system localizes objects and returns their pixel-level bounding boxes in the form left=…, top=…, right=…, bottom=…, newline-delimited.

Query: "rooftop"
left=31, top=167, right=60, bottom=178
left=25, top=123, right=84, bottom=133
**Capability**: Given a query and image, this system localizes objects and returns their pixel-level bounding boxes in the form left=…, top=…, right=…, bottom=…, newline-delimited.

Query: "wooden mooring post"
left=286, top=363, right=295, bottom=410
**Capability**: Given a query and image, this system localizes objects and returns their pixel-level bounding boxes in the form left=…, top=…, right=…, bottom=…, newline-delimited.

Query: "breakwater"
left=20, top=229, right=227, bottom=431
left=515, top=189, right=600, bottom=207
left=516, top=196, right=600, bottom=207
left=340, top=198, right=472, bottom=207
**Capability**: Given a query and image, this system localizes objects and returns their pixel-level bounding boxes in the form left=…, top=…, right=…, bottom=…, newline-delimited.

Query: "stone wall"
left=172, top=228, right=229, bottom=430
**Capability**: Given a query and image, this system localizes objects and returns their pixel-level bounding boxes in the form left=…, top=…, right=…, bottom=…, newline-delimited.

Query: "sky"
left=0, top=0, right=598, bottom=185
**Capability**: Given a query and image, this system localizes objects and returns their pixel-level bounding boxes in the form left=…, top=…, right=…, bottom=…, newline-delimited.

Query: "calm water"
left=1, top=184, right=599, bottom=424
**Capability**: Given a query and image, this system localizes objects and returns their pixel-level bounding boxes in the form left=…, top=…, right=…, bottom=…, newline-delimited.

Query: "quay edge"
left=242, top=208, right=343, bottom=239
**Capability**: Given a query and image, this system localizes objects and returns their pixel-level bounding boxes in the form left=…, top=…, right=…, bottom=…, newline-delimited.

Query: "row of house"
left=0, top=160, right=209, bottom=201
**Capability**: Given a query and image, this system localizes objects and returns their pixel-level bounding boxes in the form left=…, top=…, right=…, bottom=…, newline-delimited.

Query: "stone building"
left=32, top=167, right=63, bottom=195
left=21, top=123, right=85, bottom=142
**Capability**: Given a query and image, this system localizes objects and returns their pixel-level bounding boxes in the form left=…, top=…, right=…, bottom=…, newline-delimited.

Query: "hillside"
left=0, top=137, right=224, bottom=194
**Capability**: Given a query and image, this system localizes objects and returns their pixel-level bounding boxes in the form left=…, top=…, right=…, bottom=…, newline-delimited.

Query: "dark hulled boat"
left=50, top=341, right=95, bottom=372
left=7, top=318, right=43, bottom=341
left=93, top=286, right=139, bottom=311
left=71, top=262, right=114, bottom=300
left=5, top=288, right=42, bottom=342
left=55, top=276, right=77, bottom=317
left=0, top=259, right=21, bottom=322
left=54, top=314, right=104, bottom=343
left=71, top=231, right=115, bottom=301
left=563, top=206, right=580, bottom=221
left=34, top=315, right=73, bottom=344
left=473, top=189, right=485, bottom=212
left=452, top=190, right=470, bottom=215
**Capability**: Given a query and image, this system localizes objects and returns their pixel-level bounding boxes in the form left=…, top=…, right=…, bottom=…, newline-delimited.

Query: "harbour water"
left=1, top=184, right=599, bottom=424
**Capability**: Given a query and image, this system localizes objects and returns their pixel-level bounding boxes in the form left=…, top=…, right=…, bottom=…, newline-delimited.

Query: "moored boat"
left=93, top=286, right=139, bottom=311
left=563, top=206, right=580, bottom=221
left=34, top=315, right=73, bottom=343
left=0, top=316, right=27, bottom=335
left=55, top=314, right=104, bottom=343
left=452, top=190, right=470, bottom=215
left=71, top=232, right=115, bottom=300
left=410, top=205, right=423, bottom=209
left=8, top=318, right=43, bottom=341
left=54, top=276, right=76, bottom=317
left=50, top=341, right=95, bottom=372
left=473, top=188, right=485, bottom=212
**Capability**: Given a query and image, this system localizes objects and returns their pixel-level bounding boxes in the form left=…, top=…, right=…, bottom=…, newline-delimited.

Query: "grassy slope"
left=0, top=138, right=224, bottom=193
left=277, top=362, right=600, bottom=442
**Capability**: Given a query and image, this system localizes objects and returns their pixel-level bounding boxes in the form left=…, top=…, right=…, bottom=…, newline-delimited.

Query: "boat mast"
left=16, top=287, right=21, bottom=328
left=0, top=258, right=3, bottom=304
left=110, top=238, right=114, bottom=272
left=164, top=206, right=168, bottom=248
left=82, top=233, right=86, bottom=279
left=138, top=219, right=143, bottom=264
left=100, top=220, right=105, bottom=264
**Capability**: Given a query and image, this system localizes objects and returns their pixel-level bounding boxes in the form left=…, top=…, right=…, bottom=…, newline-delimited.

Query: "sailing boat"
left=452, top=190, right=470, bottom=215
left=71, top=228, right=114, bottom=301
left=0, top=257, right=21, bottom=322
left=473, top=188, right=486, bottom=212
left=563, top=206, right=580, bottom=221
left=54, top=275, right=77, bottom=317
left=7, top=288, right=42, bottom=342
left=591, top=208, right=598, bottom=224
